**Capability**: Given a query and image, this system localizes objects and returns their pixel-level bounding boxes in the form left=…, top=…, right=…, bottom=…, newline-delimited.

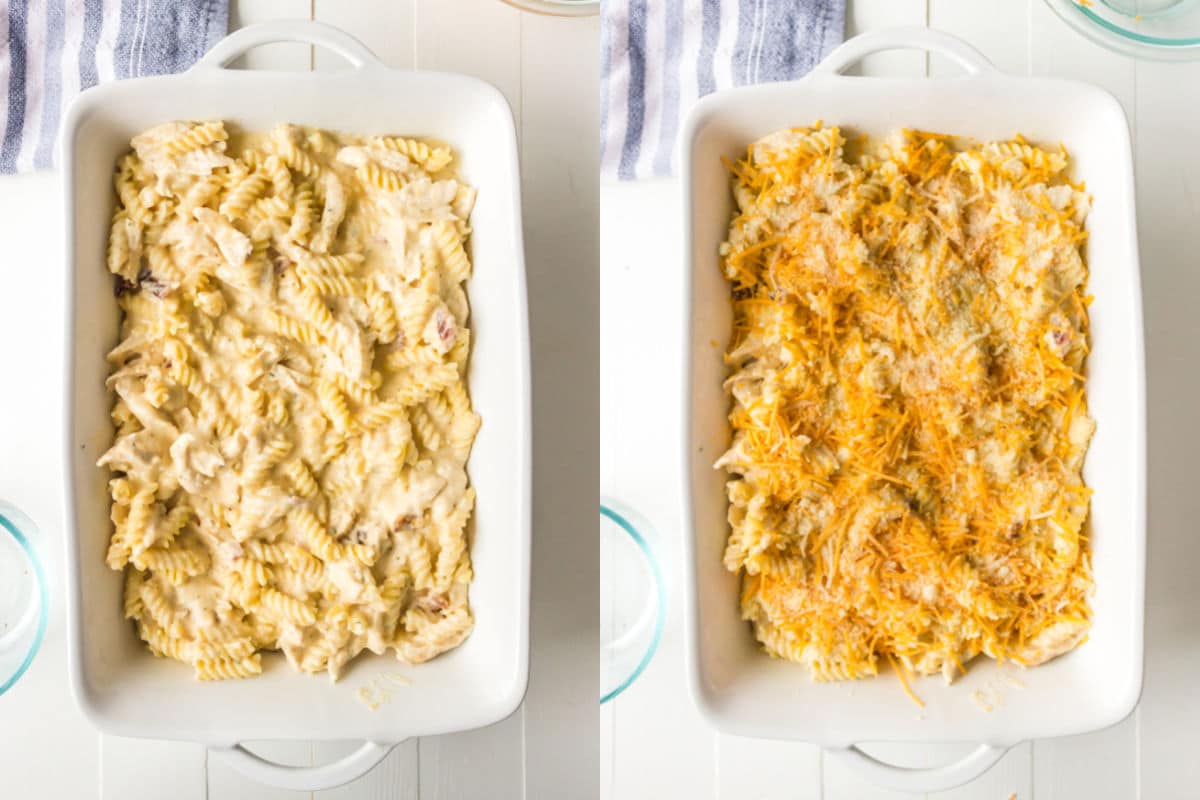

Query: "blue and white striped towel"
left=601, top=0, right=844, bottom=180
left=0, top=0, right=227, bottom=173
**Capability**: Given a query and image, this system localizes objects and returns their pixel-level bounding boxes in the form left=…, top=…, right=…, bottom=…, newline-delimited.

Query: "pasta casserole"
left=100, top=120, right=480, bottom=680
left=717, top=124, right=1095, bottom=685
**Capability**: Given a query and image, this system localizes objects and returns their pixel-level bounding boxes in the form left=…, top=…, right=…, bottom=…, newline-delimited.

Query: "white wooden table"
left=601, top=1, right=1192, bottom=797
left=0, top=1, right=598, bottom=798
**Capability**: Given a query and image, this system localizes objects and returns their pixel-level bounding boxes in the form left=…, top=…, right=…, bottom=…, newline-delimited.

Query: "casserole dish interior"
left=63, top=54, right=531, bottom=745
left=683, top=46, right=1145, bottom=746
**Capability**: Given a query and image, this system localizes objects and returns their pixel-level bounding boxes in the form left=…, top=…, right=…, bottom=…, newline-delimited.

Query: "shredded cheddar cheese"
left=717, top=125, right=1095, bottom=685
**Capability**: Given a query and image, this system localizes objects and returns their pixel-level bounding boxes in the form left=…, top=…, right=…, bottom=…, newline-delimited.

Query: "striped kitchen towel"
left=601, top=0, right=844, bottom=180
left=0, top=0, right=228, bottom=173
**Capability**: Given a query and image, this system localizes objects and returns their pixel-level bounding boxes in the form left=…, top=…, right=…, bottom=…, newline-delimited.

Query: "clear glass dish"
left=0, top=501, right=47, bottom=696
left=600, top=501, right=665, bottom=704
left=500, top=0, right=599, bottom=17
left=1044, top=0, right=1200, bottom=60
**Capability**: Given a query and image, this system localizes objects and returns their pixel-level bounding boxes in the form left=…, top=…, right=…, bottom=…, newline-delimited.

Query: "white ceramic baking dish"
left=61, top=21, right=531, bottom=792
left=680, top=27, right=1145, bottom=793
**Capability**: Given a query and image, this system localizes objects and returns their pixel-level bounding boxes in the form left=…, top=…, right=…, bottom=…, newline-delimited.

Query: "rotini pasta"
left=718, top=125, right=1094, bottom=686
left=100, top=121, right=480, bottom=680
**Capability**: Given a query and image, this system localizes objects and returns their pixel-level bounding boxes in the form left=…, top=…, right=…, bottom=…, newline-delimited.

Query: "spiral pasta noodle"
left=100, top=121, right=480, bottom=680
left=718, top=125, right=1094, bottom=686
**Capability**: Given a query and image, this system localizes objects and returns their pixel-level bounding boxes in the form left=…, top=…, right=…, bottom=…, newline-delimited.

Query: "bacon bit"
left=271, top=250, right=292, bottom=276
left=414, top=591, right=448, bottom=613
left=221, top=540, right=245, bottom=561
left=114, top=276, right=138, bottom=296
left=436, top=310, right=457, bottom=349
left=137, top=267, right=170, bottom=298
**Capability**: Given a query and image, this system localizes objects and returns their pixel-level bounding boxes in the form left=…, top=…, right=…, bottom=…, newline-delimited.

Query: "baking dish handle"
left=191, top=20, right=386, bottom=72
left=811, top=26, right=999, bottom=78
left=210, top=740, right=396, bottom=791
left=828, top=743, right=1008, bottom=793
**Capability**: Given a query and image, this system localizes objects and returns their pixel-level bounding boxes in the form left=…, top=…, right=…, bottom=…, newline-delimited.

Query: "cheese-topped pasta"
left=100, top=121, right=480, bottom=681
left=717, top=125, right=1094, bottom=685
